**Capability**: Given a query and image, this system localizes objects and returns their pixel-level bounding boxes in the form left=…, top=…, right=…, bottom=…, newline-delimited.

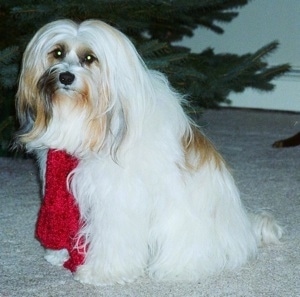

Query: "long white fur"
left=16, top=19, right=282, bottom=286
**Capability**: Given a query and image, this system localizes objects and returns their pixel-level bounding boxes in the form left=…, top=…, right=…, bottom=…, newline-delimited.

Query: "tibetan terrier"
left=16, top=19, right=282, bottom=285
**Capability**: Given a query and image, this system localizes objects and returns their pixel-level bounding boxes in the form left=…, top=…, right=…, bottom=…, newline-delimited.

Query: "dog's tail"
left=250, top=211, right=283, bottom=246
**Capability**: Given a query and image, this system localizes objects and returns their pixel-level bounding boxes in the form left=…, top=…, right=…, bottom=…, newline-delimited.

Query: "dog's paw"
left=74, top=265, right=141, bottom=286
left=44, top=249, right=69, bottom=266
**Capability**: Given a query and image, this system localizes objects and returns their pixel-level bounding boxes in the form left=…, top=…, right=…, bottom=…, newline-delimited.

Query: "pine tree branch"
left=0, top=0, right=291, bottom=156
left=0, top=46, right=20, bottom=89
left=0, top=46, right=19, bottom=65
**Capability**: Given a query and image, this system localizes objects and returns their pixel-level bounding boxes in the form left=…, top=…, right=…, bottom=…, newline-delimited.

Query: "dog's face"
left=16, top=19, right=149, bottom=155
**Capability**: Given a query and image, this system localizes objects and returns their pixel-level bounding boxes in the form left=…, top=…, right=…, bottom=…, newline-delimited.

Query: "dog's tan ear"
left=16, top=66, right=50, bottom=144
left=15, top=24, right=52, bottom=144
left=16, top=67, right=36, bottom=136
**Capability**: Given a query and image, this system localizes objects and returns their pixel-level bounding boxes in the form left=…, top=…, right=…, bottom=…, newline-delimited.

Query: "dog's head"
left=16, top=19, right=154, bottom=156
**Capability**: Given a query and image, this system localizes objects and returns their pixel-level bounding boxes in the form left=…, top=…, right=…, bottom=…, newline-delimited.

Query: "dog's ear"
left=16, top=50, right=51, bottom=144
left=16, top=57, right=41, bottom=138
left=15, top=21, right=62, bottom=144
left=16, top=68, right=37, bottom=137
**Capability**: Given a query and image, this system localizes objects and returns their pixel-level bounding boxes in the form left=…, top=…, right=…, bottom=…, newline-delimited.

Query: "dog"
left=16, top=19, right=282, bottom=285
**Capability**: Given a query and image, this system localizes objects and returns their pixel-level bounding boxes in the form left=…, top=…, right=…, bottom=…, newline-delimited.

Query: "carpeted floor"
left=0, top=108, right=299, bottom=297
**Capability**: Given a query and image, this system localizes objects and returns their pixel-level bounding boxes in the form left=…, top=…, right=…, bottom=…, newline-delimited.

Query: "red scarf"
left=35, top=149, right=85, bottom=272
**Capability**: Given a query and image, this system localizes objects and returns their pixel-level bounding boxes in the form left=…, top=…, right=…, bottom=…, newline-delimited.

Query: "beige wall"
left=177, top=0, right=300, bottom=111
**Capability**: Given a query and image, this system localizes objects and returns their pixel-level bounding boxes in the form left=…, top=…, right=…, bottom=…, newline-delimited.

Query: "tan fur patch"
left=183, top=125, right=224, bottom=171
left=85, top=117, right=107, bottom=152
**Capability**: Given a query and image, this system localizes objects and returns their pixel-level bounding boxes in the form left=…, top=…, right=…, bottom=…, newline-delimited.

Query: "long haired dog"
left=16, top=19, right=282, bottom=285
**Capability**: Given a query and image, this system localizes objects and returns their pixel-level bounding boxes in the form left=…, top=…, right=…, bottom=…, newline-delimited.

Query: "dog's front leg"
left=44, top=248, right=70, bottom=266
left=72, top=160, right=150, bottom=286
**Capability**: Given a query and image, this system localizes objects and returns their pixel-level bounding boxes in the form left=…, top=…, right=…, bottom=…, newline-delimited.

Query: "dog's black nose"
left=59, top=71, right=75, bottom=85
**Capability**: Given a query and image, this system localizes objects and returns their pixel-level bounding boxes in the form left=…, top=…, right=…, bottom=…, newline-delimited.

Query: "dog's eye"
left=53, top=49, right=64, bottom=59
left=83, top=54, right=97, bottom=65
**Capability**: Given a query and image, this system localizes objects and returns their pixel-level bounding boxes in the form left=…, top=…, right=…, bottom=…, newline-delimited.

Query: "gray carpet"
left=1, top=108, right=299, bottom=297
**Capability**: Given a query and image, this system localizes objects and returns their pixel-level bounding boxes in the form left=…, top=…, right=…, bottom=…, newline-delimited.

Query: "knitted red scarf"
left=35, top=149, right=85, bottom=272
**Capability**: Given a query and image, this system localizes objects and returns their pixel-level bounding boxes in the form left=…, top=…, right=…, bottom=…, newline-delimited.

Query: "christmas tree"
left=0, top=0, right=290, bottom=156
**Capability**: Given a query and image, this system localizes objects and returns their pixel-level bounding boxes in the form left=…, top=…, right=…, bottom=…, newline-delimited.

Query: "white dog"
left=16, top=19, right=282, bottom=285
